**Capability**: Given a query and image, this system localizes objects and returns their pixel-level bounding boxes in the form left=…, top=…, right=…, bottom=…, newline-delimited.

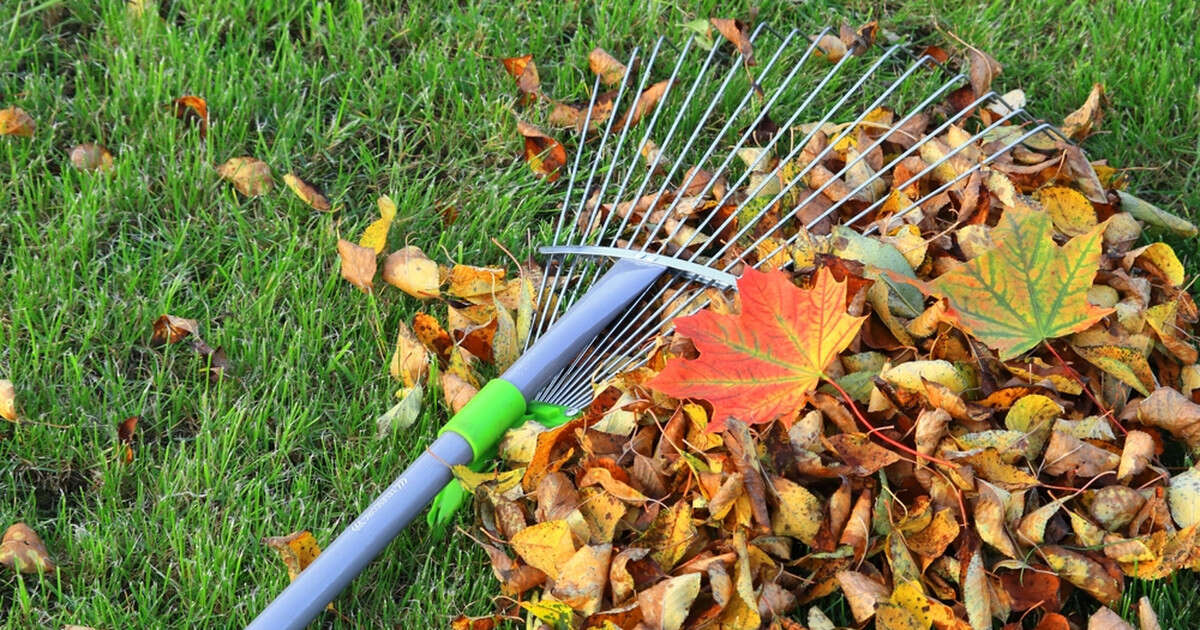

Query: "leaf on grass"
left=359, top=195, right=397, bottom=254
left=1118, top=190, right=1197, bottom=238
left=589, top=48, right=627, bottom=86
left=1138, top=596, right=1162, bottom=630
left=382, top=245, right=440, bottom=299
left=389, top=319, right=430, bottom=387
left=150, top=314, right=199, bottom=346
left=170, top=95, right=208, bottom=137
left=263, top=531, right=334, bottom=612
left=283, top=174, right=331, bottom=211
left=710, top=19, right=755, bottom=65
left=517, top=119, right=566, bottom=182
left=1089, top=607, right=1134, bottom=630
left=217, top=157, right=273, bottom=197
left=1061, top=83, right=1107, bottom=141
left=376, top=385, right=423, bottom=436
left=69, top=144, right=114, bottom=172
left=0, top=107, right=35, bottom=137
left=447, top=265, right=506, bottom=300
left=336, top=238, right=376, bottom=292
left=501, top=54, right=540, bottom=104
left=0, top=523, right=54, bottom=573
left=0, top=379, right=16, bottom=422
left=616, top=80, right=672, bottom=131
left=968, top=47, right=1002, bottom=97
left=649, top=267, right=866, bottom=430
left=909, top=203, right=1111, bottom=360
left=117, top=416, right=138, bottom=463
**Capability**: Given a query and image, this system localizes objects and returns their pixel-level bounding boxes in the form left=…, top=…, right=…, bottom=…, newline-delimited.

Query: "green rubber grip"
left=439, top=378, right=527, bottom=463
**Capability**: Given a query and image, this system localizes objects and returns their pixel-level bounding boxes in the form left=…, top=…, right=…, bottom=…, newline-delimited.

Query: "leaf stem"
left=824, top=377, right=958, bottom=468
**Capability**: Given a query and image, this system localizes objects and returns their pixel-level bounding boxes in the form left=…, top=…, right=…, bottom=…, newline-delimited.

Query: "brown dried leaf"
left=170, top=95, right=208, bottom=136
left=0, top=523, right=54, bottom=573
left=968, top=47, right=1002, bottom=97
left=589, top=48, right=628, bottom=86
left=283, top=173, right=331, bottom=211
left=69, top=144, right=114, bottom=172
left=517, top=119, right=566, bottom=181
left=710, top=18, right=755, bottom=65
left=1062, top=83, right=1107, bottom=141
left=336, top=238, right=376, bottom=293
left=1137, top=387, right=1200, bottom=452
left=150, top=314, right=199, bottom=346
left=216, top=156, right=273, bottom=197
left=440, top=371, right=478, bottom=414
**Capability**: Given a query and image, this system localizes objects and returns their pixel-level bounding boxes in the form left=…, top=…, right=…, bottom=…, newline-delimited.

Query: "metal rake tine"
left=691, top=48, right=927, bottom=264
left=525, top=73, right=606, bottom=351
left=644, top=27, right=832, bottom=255
left=749, top=103, right=1027, bottom=266
left=667, top=44, right=901, bottom=260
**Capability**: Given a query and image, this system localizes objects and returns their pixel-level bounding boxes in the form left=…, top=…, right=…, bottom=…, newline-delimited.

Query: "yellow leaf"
left=510, top=519, right=577, bottom=580
left=283, top=173, right=331, bottom=211
left=68, top=144, right=114, bottom=172
left=263, top=530, right=322, bottom=581
left=359, top=195, right=397, bottom=254
left=550, top=544, right=612, bottom=616
left=0, top=107, right=35, bottom=137
left=520, top=599, right=575, bottom=627
left=636, top=573, right=702, bottom=630
left=0, top=379, right=17, bottom=422
left=1125, top=242, right=1185, bottom=287
left=1168, top=465, right=1200, bottom=528
left=1035, top=186, right=1097, bottom=237
left=382, top=245, right=440, bottom=299
left=770, top=476, right=822, bottom=544
left=450, top=465, right=524, bottom=494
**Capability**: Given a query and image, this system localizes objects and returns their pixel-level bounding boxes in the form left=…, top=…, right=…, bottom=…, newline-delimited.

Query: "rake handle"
left=247, top=258, right=665, bottom=629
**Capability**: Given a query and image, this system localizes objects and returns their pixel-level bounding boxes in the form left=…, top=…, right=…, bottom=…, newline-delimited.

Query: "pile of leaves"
left=443, top=21, right=1200, bottom=630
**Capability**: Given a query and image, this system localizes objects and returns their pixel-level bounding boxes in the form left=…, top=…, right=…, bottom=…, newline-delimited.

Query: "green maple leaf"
left=918, top=204, right=1111, bottom=360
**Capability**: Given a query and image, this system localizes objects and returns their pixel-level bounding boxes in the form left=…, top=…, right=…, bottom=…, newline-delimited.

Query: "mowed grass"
left=1, top=0, right=1197, bottom=628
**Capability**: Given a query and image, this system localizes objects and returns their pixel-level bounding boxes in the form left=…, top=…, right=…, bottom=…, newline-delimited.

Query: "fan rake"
left=248, top=22, right=1069, bottom=629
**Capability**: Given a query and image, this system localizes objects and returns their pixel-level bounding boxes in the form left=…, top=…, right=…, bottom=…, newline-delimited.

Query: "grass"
left=1, top=0, right=1197, bottom=628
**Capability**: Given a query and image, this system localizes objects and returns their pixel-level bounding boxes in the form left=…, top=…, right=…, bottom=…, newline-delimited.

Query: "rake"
left=248, top=23, right=1067, bottom=629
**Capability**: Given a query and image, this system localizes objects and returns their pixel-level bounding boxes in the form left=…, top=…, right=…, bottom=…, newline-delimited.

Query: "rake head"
left=523, top=23, right=1070, bottom=412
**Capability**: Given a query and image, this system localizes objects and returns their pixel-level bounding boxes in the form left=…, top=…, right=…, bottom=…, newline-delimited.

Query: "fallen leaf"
left=968, top=47, right=1002, bottom=97
left=382, top=245, right=440, bottom=299
left=150, top=314, right=199, bottom=346
left=1088, top=606, right=1133, bottom=630
left=0, top=523, right=54, bottom=573
left=1136, top=388, right=1200, bottom=452
left=551, top=543, right=612, bottom=615
left=0, top=107, right=35, bottom=137
left=440, top=372, right=478, bottom=414
left=263, top=530, right=323, bottom=581
left=389, top=319, right=430, bottom=387
left=616, top=80, right=672, bottom=131
left=908, top=203, right=1111, bottom=360
left=170, top=95, right=208, bottom=137
left=770, top=476, right=822, bottom=544
left=1118, top=191, right=1197, bottom=238
left=638, top=573, right=702, bottom=630
left=836, top=570, right=889, bottom=623
left=517, top=119, right=566, bottom=182
left=1062, top=83, right=1107, bottom=141
left=336, top=238, right=376, bottom=292
left=117, top=416, right=138, bottom=463
left=1035, top=186, right=1097, bottom=237
left=649, top=267, right=866, bottom=430
left=710, top=19, right=755, bottom=65
left=376, top=385, right=424, bottom=436
left=510, top=519, right=577, bottom=580
left=1040, top=545, right=1121, bottom=604
left=1042, top=430, right=1119, bottom=477
left=501, top=54, right=540, bottom=104
left=1167, top=465, right=1200, bottom=528
left=68, top=144, right=114, bottom=172
left=283, top=173, right=331, bottom=211
left=0, top=379, right=18, bottom=422
left=1137, top=596, right=1162, bottom=630
left=447, top=265, right=506, bottom=300
left=217, top=157, right=273, bottom=197
left=589, top=48, right=627, bottom=86
left=1118, top=430, right=1154, bottom=481
left=359, top=195, right=397, bottom=254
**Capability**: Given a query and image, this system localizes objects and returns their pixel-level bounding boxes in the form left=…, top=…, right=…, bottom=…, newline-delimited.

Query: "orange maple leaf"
left=649, top=267, right=866, bottom=431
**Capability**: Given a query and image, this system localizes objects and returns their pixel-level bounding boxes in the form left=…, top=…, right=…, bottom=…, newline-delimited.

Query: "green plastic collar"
left=439, top=378, right=527, bottom=462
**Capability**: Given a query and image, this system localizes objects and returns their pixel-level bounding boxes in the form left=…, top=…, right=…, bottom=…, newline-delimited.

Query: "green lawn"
left=2, top=0, right=1197, bottom=628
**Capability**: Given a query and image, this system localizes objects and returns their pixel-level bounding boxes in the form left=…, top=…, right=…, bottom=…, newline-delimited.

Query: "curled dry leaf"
left=0, top=106, right=35, bottom=137
left=382, top=245, right=440, bottom=299
left=283, top=173, right=331, bottom=211
left=589, top=48, right=628, bottom=86
left=501, top=54, right=540, bottom=104
left=1062, top=83, right=1107, bottom=141
left=968, top=47, right=1002, bottom=96
left=336, top=238, right=376, bottom=293
left=0, top=523, right=54, bottom=573
left=710, top=18, right=755, bottom=65
left=0, top=379, right=17, bottom=422
left=170, top=95, right=208, bottom=136
left=216, top=157, right=273, bottom=197
left=389, top=319, right=430, bottom=387
left=69, top=144, right=114, bottom=172
left=517, top=119, right=566, bottom=182
left=150, top=314, right=199, bottom=346
left=117, top=416, right=138, bottom=463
